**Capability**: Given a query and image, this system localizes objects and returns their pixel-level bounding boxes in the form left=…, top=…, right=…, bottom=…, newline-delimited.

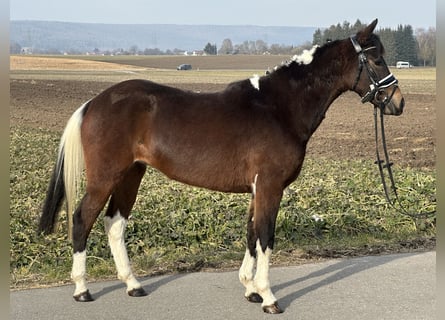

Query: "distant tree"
left=351, top=19, right=367, bottom=34
left=353, top=19, right=364, bottom=31
left=203, top=42, right=217, bottom=55
left=312, top=28, right=322, bottom=45
left=235, top=41, right=250, bottom=54
left=341, top=20, right=351, bottom=36
left=416, top=27, right=436, bottom=66
left=394, top=24, right=418, bottom=65
left=248, top=41, right=257, bottom=54
left=143, top=48, right=164, bottom=55
left=268, top=43, right=282, bottom=55
left=379, top=27, right=397, bottom=66
left=218, top=38, right=233, bottom=54
left=313, top=19, right=369, bottom=45
left=172, top=48, right=185, bottom=55
left=255, top=40, right=268, bottom=54
left=129, top=45, right=139, bottom=55
left=404, top=25, right=418, bottom=65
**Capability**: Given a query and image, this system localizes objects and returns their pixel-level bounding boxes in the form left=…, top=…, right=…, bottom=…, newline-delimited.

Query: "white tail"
left=58, top=101, right=89, bottom=239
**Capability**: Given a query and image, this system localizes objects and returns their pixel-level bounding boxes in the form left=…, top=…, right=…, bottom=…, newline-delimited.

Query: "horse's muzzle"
left=377, top=86, right=404, bottom=116
left=383, top=96, right=404, bottom=115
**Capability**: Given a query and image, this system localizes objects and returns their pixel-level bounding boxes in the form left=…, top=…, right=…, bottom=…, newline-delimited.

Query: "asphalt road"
left=10, top=251, right=435, bottom=320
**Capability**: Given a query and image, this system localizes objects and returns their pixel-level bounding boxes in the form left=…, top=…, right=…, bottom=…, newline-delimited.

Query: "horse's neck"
left=277, top=61, right=350, bottom=142
left=302, top=81, right=345, bottom=136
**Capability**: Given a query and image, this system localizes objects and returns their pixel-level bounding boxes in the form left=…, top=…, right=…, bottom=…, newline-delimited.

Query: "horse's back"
left=80, top=78, right=299, bottom=193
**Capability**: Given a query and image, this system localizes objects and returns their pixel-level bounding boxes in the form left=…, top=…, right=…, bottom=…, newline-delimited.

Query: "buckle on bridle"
left=350, top=36, right=363, bottom=54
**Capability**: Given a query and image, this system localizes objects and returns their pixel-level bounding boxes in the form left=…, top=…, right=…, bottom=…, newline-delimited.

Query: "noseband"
left=350, top=36, right=398, bottom=106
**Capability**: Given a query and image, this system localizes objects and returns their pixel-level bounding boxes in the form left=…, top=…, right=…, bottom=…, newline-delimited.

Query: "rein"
left=373, top=105, right=436, bottom=219
left=349, top=36, right=435, bottom=220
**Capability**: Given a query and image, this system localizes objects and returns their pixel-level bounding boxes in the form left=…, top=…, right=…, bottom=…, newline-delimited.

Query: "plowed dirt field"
left=10, top=56, right=436, bottom=169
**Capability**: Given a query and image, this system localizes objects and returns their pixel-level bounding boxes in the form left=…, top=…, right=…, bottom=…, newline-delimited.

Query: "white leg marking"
left=254, top=240, right=277, bottom=307
left=239, top=249, right=257, bottom=297
left=251, top=173, right=259, bottom=197
left=105, top=211, right=141, bottom=291
left=249, top=74, right=260, bottom=90
left=71, top=251, right=88, bottom=296
left=251, top=174, right=258, bottom=222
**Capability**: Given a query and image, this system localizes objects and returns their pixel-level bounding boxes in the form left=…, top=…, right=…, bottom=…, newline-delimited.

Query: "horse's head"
left=350, top=19, right=405, bottom=116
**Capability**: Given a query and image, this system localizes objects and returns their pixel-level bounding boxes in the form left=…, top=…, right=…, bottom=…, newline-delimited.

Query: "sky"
left=10, top=0, right=436, bottom=30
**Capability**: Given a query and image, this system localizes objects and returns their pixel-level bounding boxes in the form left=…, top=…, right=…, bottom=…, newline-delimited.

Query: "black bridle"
left=350, top=36, right=436, bottom=220
left=350, top=36, right=398, bottom=107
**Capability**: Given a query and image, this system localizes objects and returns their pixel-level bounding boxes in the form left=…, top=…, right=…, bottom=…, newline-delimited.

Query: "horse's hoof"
left=262, top=301, right=283, bottom=314
left=73, top=290, right=94, bottom=302
left=246, top=293, right=263, bottom=303
left=128, top=287, right=147, bottom=297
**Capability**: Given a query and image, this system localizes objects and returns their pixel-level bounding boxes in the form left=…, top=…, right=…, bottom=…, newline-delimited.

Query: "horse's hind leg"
left=72, top=188, right=112, bottom=302
left=104, top=162, right=147, bottom=297
left=71, top=162, right=142, bottom=301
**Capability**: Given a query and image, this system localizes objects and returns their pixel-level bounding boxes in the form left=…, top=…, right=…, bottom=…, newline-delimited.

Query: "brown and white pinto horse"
left=39, top=19, right=404, bottom=314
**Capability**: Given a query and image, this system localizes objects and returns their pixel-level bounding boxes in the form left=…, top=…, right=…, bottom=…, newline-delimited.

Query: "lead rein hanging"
left=373, top=105, right=436, bottom=219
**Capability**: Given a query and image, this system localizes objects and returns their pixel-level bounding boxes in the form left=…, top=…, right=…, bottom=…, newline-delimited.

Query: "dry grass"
left=71, top=54, right=291, bottom=70
left=392, top=67, right=436, bottom=80
left=10, top=55, right=144, bottom=71
left=9, top=55, right=262, bottom=85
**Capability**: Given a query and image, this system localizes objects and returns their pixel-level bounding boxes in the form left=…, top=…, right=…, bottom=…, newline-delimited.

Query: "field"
left=10, top=55, right=436, bottom=289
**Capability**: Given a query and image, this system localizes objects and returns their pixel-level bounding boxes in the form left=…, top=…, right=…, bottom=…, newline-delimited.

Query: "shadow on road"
left=273, top=253, right=417, bottom=311
left=92, top=273, right=186, bottom=300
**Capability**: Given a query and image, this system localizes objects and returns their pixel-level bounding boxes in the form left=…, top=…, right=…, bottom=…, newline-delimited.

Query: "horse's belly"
left=149, top=143, right=250, bottom=193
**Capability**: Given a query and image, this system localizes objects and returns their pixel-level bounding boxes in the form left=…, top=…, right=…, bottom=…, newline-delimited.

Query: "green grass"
left=9, top=125, right=436, bottom=288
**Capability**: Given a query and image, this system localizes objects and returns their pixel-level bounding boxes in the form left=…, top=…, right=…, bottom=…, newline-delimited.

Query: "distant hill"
left=10, top=20, right=317, bottom=53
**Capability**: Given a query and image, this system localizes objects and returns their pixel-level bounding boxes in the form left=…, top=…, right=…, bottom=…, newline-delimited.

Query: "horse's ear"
left=356, top=19, right=378, bottom=43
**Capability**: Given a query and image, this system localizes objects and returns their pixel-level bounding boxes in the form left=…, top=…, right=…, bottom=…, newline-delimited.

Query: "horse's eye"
left=375, top=59, right=384, bottom=66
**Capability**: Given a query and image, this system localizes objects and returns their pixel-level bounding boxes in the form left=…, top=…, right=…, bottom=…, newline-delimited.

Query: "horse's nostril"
left=400, top=98, right=405, bottom=111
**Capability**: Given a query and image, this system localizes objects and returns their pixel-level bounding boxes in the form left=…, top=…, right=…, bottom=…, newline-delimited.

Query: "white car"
left=396, top=61, right=411, bottom=69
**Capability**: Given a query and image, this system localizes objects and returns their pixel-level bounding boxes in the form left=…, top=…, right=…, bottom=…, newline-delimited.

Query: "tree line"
left=215, top=39, right=306, bottom=55
left=311, top=20, right=435, bottom=66
left=215, top=20, right=435, bottom=67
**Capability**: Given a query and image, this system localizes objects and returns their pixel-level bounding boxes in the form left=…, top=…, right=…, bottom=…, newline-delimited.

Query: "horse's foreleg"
left=239, top=175, right=283, bottom=313
left=253, top=179, right=283, bottom=313
left=254, top=239, right=281, bottom=314
left=105, top=162, right=147, bottom=297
